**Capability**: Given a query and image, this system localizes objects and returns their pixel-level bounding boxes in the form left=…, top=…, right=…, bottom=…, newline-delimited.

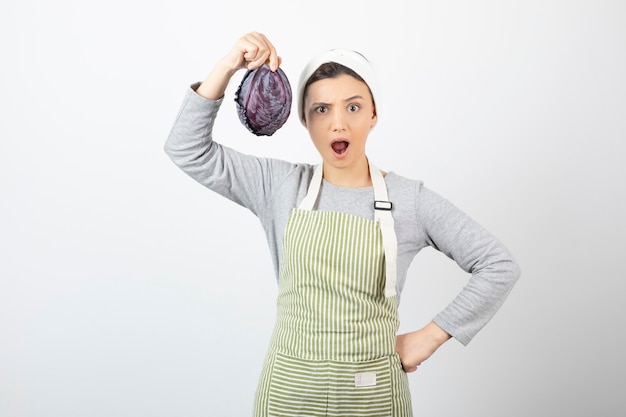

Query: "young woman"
left=165, top=31, right=520, bottom=417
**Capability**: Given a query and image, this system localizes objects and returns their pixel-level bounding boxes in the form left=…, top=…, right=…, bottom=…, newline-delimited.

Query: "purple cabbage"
left=234, top=64, right=292, bottom=136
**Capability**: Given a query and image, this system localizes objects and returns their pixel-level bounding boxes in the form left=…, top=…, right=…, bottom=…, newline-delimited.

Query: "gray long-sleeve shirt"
left=164, top=84, right=521, bottom=345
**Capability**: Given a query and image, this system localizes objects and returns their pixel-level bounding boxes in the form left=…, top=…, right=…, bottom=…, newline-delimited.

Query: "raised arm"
left=164, top=32, right=289, bottom=215
left=196, top=31, right=281, bottom=101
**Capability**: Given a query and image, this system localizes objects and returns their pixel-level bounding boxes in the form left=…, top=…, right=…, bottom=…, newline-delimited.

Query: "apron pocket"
left=389, top=353, right=413, bottom=416
left=268, top=352, right=393, bottom=417
left=327, top=356, right=393, bottom=417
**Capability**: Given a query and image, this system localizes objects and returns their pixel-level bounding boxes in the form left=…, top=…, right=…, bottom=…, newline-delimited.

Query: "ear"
left=370, top=110, right=377, bottom=128
left=301, top=110, right=308, bottom=127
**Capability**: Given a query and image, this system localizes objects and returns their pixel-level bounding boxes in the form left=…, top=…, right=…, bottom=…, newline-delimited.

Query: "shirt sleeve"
left=163, top=83, right=295, bottom=217
left=416, top=184, right=521, bottom=346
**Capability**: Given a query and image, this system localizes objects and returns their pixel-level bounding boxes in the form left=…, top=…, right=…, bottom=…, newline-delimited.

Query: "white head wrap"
left=297, top=49, right=379, bottom=125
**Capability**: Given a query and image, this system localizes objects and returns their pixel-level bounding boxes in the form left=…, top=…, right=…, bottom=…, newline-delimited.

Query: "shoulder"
left=384, top=171, right=461, bottom=227
left=275, top=161, right=316, bottom=187
left=261, top=160, right=318, bottom=209
left=384, top=171, right=424, bottom=201
left=385, top=171, right=455, bottom=209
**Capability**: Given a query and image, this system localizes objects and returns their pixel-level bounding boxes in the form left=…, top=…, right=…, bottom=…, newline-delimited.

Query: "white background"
left=1, top=1, right=625, bottom=416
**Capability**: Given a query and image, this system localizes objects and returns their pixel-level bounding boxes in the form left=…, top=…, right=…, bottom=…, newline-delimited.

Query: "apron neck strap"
left=298, top=161, right=398, bottom=298
left=298, top=163, right=324, bottom=211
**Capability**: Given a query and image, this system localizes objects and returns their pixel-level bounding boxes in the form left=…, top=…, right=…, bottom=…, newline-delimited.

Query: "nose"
left=331, top=107, right=346, bottom=132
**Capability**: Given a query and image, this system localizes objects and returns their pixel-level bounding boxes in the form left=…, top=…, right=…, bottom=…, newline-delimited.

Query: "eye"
left=348, top=103, right=360, bottom=112
left=315, top=105, right=328, bottom=114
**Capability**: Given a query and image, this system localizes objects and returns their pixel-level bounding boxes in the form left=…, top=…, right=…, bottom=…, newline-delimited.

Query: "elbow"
left=502, top=255, right=522, bottom=289
left=163, top=142, right=171, bottom=158
left=163, top=142, right=185, bottom=170
left=163, top=132, right=182, bottom=161
left=163, top=131, right=177, bottom=158
left=496, top=243, right=522, bottom=285
left=163, top=140, right=177, bottom=162
left=510, top=259, right=522, bottom=288
left=487, top=253, right=521, bottom=288
left=499, top=250, right=521, bottom=283
left=509, top=253, right=522, bottom=283
left=162, top=136, right=203, bottom=168
left=511, top=252, right=522, bottom=281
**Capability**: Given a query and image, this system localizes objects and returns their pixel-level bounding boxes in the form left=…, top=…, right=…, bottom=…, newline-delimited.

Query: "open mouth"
left=331, top=140, right=349, bottom=155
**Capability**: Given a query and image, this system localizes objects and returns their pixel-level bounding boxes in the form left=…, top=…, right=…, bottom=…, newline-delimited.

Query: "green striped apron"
left=254, top=162, right=412, bottom=417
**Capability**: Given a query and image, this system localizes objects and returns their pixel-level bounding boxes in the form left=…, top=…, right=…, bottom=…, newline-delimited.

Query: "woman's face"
left=303, top=74, right=377, bottom=172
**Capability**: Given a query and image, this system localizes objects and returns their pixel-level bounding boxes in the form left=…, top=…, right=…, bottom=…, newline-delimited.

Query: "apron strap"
left=298, top=163, right=323, bottom=211
left=369, top=161, right=398, bottom=298
left=298, top=162, right=398, bottom=297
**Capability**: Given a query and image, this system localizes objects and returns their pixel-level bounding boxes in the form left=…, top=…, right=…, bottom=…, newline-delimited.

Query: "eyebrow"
left=311, top=95, right=366, bottom=107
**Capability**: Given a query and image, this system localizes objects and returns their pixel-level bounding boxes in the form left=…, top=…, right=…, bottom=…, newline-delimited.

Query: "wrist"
left=424, top=321, right=452, bottom=347
left=213, top=58, right=241, bottom=78
left=197, top=61, right=240, bottom=100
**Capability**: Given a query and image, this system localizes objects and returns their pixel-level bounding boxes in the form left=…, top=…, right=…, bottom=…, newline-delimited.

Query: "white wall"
left=1, top=1, right=624, bottom=416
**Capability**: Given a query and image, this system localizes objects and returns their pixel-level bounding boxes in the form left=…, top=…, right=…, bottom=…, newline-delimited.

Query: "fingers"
left=236, top=32, right=281, bottom=71
left=403, top=364, right=418, bottom=373
left=396, top=331, right=428, bottom=373
left=400, top=356, right=421, bottom=373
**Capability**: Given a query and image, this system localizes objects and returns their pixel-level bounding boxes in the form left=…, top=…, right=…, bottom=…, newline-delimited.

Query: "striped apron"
left=253, top=162, right=412, bottom=417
